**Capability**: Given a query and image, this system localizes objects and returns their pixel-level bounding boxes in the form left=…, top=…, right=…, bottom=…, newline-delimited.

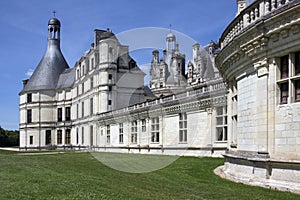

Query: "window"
left=280, top=55, right=289, bottom=79
left=65, top=107, right=71, bottom=121
left=57, top=108, right=62, bottom=122
left=90, top=98, right=94, bottom=116
left=280, top=83, right=288, bottom=104
left=90, top=77, right=94, bottom=89
left=295, top=80, right=300, bottom=102
left=82, top=83, right=84, bottom=94
left=91, top=58, right=95, bottom=69
left=82, top=127, right=84, bottom=144
left=108, top=100, right=112, bottom=106
left=108, top=74, right=112, bottom=80
left=27, top=93, right=32, bottom=103
left=278, top=52, right=300, bottom=104
left=29, top=136, right=33, bottom=145
left=160, top=69, right=163, bottom=77
left=179, top=113, right=187, bottom=143
left=76, top=104, right=79, bottom=119
left=90, top=125, right=93, bottom=146
left=151, top=117, right=159, bottom=143
left=57, top=130, right=62, bottom=144
left=82, top=102, right=84, bottom=118
left=141, top=119, right=146, bottom=132
left=295, top=52, right=300, bottom=75
left=216, top=107, right=228, bottom=141
left=76, top=69, right=80, bottom=79
left=119, top=123, right=124, bottom=143
left=76, top=128, right=79, bottom=144
left=46, top=130, right=51, bottom=145
left=27, top=109, right=32, bottom=123
left=65, top=129, right=71, bottom=144
left=131, top=121, right=138, bottom=143
left=107, top=125, right=110, bottom=144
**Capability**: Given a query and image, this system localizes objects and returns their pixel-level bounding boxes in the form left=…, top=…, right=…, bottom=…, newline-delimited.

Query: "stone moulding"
left=214, top=151, right=300, bottom=194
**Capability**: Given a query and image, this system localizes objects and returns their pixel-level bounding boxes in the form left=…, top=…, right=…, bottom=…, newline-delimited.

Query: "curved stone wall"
left=216, top=0, right=300, bottom=193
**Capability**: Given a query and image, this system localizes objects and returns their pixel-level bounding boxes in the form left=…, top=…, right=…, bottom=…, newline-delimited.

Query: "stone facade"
left=216, top=0, right=300, bottom=193
left=19, top=18, right=227, bottom=157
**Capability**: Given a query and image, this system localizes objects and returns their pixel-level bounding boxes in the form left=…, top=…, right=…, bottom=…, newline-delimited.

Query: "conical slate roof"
left=21, top=18, right=70, bottom=93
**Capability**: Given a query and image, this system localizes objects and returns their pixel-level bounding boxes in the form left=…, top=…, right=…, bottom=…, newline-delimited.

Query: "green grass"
left=0, top=150, right=299, bottom=200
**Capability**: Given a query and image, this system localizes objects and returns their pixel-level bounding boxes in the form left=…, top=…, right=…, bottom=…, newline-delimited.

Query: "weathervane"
left=169, top=24, right=172, bottom=33
left=53, top=10, right=56, bottom=17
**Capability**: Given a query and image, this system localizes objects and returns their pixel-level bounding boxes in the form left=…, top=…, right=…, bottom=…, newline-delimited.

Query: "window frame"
left=151, top=117, right=160, bottom=143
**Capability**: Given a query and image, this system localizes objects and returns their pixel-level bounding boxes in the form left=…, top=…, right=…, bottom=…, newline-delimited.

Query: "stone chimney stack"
left=236, top=0, right=246, bottom=16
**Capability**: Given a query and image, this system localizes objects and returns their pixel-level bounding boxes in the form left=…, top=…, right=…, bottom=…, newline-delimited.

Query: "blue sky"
left=0, top=0, right=242, bottom=130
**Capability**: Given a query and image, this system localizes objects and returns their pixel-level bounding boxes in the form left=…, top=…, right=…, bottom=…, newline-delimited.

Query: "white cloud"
left=26, top=68, right=34, bottom=77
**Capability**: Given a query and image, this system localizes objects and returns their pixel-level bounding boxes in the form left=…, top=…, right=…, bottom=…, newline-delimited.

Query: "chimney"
left=236, top=0, right=246, bottom=16
left=22, top=79, right=29, bottom=88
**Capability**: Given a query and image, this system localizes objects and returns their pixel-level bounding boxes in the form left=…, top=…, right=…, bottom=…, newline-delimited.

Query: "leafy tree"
left=0, top=126, right=19, bottom=147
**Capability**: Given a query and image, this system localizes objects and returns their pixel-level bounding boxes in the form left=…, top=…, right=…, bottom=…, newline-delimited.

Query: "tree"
left=0, top=126, right=19, bottom=147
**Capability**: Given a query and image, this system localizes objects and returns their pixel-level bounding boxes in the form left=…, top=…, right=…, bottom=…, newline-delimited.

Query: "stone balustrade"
left=96, top=79, right=225, bottom=119
left=220, top=0, right=297, bottom=48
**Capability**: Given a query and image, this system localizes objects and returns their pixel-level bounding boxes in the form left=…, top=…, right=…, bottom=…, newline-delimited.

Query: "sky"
left=0, top=0, right=245, bottom=130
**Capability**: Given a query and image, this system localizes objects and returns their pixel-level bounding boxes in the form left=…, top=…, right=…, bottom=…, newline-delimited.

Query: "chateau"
left=19, top=0, right=300, bottom=193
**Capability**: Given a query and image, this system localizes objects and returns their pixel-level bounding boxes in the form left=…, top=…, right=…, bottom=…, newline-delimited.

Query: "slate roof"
left=56, top=68, right=75, bottom=90
left=21, top=39, right=70, bottom=93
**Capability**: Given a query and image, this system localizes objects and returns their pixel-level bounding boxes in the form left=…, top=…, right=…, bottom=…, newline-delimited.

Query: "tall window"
left=90, top=98, right=94, bottom=116
left=295, top=52, right=300, bottom=75
left=131, top=121, right=137, bottom=143
left=91, top=58, right=95, bottom=69
left=81, top=127, right=84, bottom=145
left=76, top=104, right=79, bottom=119
left=76, top=128, right=79, bottom=144
left=82, top=83, right=84, bottom=94
left=280, top=83, right=288, bottom=104
left=57, top=130, right=62, bottom=144
left=82, top=102, right=84, bottom=118
left=108, top=74, right=112, bottom=80
left=65, top=129, right=71, bottom=144
left=90, top=125, right=93, bottom=146
left=141, top=119, right=146, bottom=132
left=151, top=117, right=159, bottom=143
left=216, top=107, right=228, bottom=141
left=119, top=123, right=124, bottom=143
left=277, top=52, right=300, bottom=104
left=27, top=109, right=32, bottom=123
left=65, top=107, right=71, bottom=121
left=90, top=77, right=94, bottom=89
left=57, top=108, right=62, bottom=122
left=179, top=113, right=187, bottom=143
left=107, top=125, right=110, bottom=144
left=46, top=130, right=51, bottom=145
left=29, top=136, right=33, bottom=145
left=27, top=93, right=32, bottom=103
left=295, top=80, right=300, bottom=102
left=280, top=55, right=289, bottom=79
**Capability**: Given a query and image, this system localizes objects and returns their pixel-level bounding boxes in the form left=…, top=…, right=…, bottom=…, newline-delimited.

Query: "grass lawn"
left=0, top=150, right=299, bottom=200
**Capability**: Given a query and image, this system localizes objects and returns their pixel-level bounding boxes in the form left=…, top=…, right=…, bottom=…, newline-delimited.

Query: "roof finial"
left=169, top=24, right=172, bottom=33
left=53, top=10, right=56, bottom=17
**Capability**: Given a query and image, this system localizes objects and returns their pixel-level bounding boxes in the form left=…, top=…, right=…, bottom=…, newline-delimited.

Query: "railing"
left=220, top=0, right=298, bottom=48
left=96, top=79, right=226, bottom=119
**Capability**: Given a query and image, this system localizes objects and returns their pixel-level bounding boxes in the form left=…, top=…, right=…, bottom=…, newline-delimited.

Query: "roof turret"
left=21, top=18, right=69, bottom=93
